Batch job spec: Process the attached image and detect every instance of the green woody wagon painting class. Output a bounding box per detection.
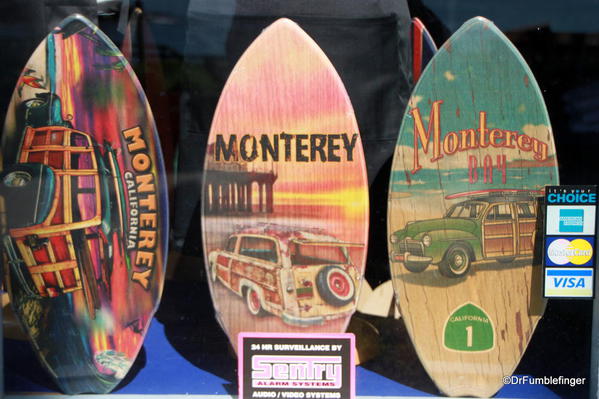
[390,189,539,277]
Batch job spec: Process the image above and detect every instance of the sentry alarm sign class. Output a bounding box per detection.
[252,355,342,389]
[239,333,355,399]
[544,186,598,298]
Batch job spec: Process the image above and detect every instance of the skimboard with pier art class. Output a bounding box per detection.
[388,17,558,397]
[202,18,369,351]
[1,15,167,394]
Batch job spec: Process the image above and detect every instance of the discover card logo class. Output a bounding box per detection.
[546,206,596,236]
[545,237,594,267]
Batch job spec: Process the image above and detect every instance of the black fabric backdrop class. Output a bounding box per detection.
[0,0,97,133]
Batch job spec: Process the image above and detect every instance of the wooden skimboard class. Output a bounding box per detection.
[411,17,437,84]
[202,18,369,352]
[1,15,168,394]
[388,17,558,397]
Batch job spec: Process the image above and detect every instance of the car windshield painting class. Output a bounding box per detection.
[239,236,278,263]
[290,243,349,266]
[446,201,485,218]
[486,203,513,221]
[517,202,536,218]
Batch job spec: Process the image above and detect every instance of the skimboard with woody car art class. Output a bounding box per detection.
[201,18,369,351]
[387,17,558,397]
[1,15,167,394]
[1,91,126,320]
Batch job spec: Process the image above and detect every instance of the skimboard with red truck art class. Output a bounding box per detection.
[201,19,369,350]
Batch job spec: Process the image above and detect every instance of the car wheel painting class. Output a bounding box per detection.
[316,266,355,307]
[403,259,430,273]
[245,287,266,316]
[439,245,472,278]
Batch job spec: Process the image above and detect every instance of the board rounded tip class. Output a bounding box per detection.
[457,16,502,37]
[264,17,302,33]
[469,16,493,25]
[412,17,425,28]
[55,13,97,30]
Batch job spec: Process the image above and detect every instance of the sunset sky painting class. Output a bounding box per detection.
[207,19,368,229]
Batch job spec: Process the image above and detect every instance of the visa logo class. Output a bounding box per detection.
[553,277,586,288]
[545,268,594,297]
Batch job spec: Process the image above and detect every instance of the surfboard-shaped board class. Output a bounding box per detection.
[411,17,437,84]
[1,15,168,394]
[202,18,369,352]
[388,17,558,397]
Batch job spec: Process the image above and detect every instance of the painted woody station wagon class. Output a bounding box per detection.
[389,190,541,278]
[208,224,363,326]
[0,93,126,319]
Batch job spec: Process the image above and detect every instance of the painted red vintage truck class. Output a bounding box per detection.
[208,224,363,326]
